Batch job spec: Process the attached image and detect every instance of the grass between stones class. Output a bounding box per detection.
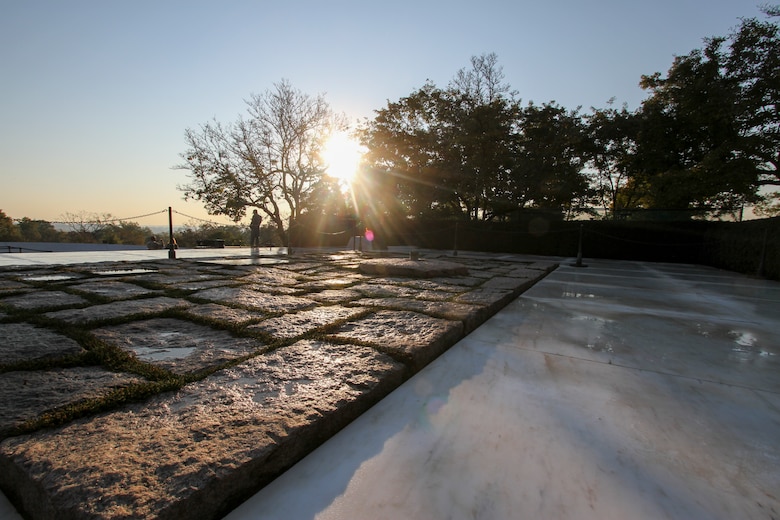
[0,254,554,443]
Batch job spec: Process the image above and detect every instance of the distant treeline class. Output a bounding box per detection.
[0,210,281,248]
[0,211,153,245]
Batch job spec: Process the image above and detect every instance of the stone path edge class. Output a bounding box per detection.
[0,251,558,520]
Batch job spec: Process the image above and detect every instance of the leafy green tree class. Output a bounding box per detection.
[181,223,248,246]
[726,9,780,200]
[360,54,525,221]
[446,53,521,220]
[754,191,780,216]
[177,80,341,247]
[630,9,779,216]
[512,102,590,216]
[584,104,642,217]
[636,39,746,212]
[0,210,21,241]
[359,83,453,220]
[100,221,154,245]
[16,218,59,242]
[360,54,593,223]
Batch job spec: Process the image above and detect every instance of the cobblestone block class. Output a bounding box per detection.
[1,291,88,310]
[328,310,464,371]
[0,323,84,365]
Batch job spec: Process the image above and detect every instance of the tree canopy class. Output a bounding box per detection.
[176,9,779,228]
[176,79,343,246]
[604,8,779,218]
[358,54,591,222]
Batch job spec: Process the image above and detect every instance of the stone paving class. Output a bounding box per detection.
[0,250,557,520]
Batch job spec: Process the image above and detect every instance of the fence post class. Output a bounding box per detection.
[573,224,587,267]
[168,207,176,259]
[757,228,768,278]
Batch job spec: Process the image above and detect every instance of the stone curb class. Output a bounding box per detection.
[0,251,557,519]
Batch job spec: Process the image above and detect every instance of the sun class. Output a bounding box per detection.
[322,131,365,184]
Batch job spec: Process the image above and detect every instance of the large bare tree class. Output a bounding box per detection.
[176,80,339,246]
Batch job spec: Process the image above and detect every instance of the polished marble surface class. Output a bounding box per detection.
[224,259,780,520]
[2,258,779,520]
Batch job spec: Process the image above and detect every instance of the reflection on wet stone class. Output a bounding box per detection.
[92,318,263,374]
[70,280,158,299]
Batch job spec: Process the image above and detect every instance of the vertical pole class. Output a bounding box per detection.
[168,206,176,259]
[757,228,768,278]
[573,224,587,267]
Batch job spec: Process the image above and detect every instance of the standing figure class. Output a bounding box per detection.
[250,209,262,247]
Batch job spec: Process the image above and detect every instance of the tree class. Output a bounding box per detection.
[0,210,21,241]
[16,218,59,242]
[100,221,154,245]
[629,10,780,216]
[584,104,642,217]
[726,9,780,198]
[60,211,113,242]
[177,80,340,246]
[446,54,521,220]
[174,223,251,247]
[635,38,750,214]
[512,102,590,216]
[358,83,454,220]
[359,54,525,222]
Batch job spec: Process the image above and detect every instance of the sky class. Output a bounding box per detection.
[0,0,766,227]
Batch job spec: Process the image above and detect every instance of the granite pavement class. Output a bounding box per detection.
[0,249,557,519]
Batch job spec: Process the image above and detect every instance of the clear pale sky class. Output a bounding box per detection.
[0,0,765,227]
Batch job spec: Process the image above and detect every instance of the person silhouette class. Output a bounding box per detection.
[250,209,262,247]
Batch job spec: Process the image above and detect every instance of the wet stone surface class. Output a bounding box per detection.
[306,288,363,303]
[43,296,193,324]
[0,368,147,438]
[1,290,89,310]
[0,339,406,520]
[248,305,367,340]
[0,280,32,292]
[0,251,557,520]
[70,280,160,300]
[328,310,464,371]
[354,298,486,333]
[92,318,264,375]
[192,287,317,313]
[359,257,470,277]
[0,323,85,365]
[181,303,259,325]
